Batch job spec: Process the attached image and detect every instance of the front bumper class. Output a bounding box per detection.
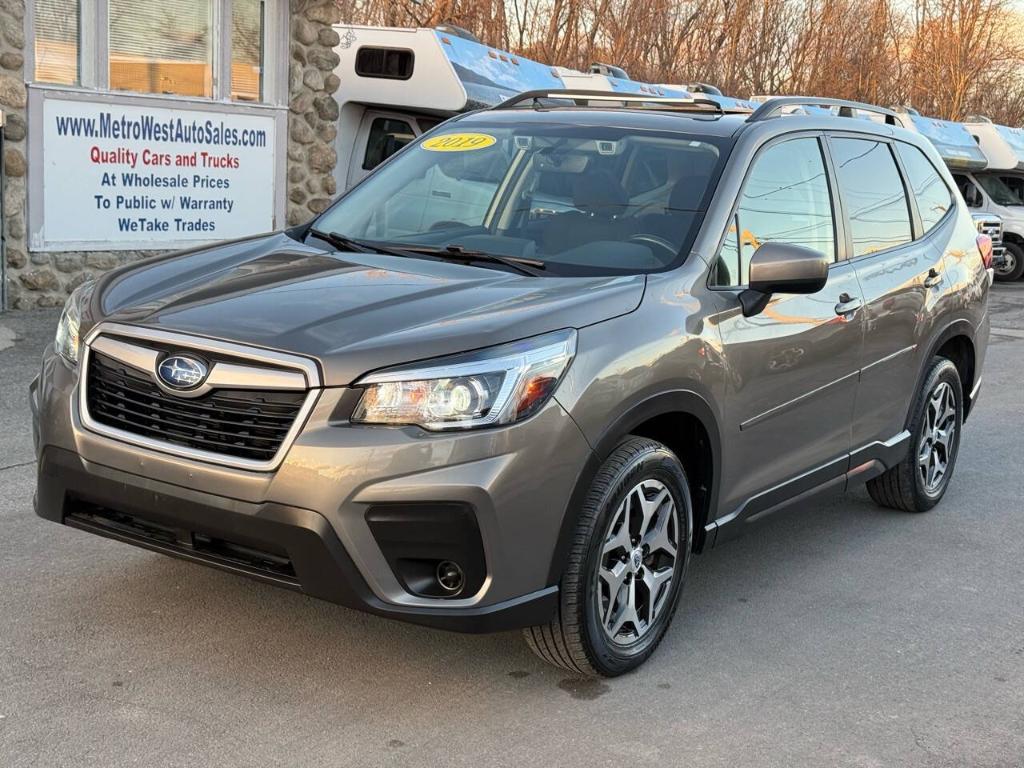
[34,446,557,632]
[31,335,592,633]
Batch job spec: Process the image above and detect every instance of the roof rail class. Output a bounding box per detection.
[494,89,752,114]
[748,96,907,127]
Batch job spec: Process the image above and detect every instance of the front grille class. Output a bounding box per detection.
[65,503,299,584]
[86,351,306,463]
[975,218,1003,244]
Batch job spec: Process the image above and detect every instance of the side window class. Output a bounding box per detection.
[894,143,953,232]
[363,118,417,171]
[831,138,912,256]
[714,137,836,286]
[355,47,414,80]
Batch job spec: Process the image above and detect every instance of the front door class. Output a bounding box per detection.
[710,135,864,521]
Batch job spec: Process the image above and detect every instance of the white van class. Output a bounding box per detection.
[962,116,1024,280]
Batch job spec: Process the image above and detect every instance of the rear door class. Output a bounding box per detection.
[712,134,865,519]
[831,136,951,460]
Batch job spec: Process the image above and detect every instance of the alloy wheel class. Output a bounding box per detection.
[596,479,680,646]
[996,248,1017,277]
[917,381,958,494]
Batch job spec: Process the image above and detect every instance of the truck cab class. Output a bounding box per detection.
[961,116,1024,280]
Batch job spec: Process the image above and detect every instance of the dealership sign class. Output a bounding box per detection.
[38,98,277,250]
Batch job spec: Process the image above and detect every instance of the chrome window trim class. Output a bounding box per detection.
[79,322,322,473]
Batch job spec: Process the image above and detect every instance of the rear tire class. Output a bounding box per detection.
[867,357,963,513]
[994,242,1024,282]
[524,437,692,677]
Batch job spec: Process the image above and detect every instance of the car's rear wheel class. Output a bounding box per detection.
[524,437,692,677]
[867,357,963,513]
[994,242,1024,282]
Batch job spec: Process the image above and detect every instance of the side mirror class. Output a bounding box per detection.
[739,242,830,317]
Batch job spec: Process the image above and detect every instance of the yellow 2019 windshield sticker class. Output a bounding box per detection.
[421,133,497,152]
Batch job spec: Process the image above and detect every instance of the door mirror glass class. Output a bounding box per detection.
[740,242,829,316]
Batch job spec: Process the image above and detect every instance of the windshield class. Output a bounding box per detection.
[312,121,729,275]
[976,173,1022,206]
[998,175,1024,204]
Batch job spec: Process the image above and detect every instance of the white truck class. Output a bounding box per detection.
[328,25,754,192]
[960,116,1024,280]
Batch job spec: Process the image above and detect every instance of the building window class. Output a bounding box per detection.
[34,0,80,85]
[231,0,265,101]
[109,0,214,97]
[31,0,278,103]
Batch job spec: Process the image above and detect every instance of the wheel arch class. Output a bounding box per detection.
[1000,230,1024,247]
[913,320,978,423]
[546,390,722,586]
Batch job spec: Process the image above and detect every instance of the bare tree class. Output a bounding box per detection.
[334,0,1024,124]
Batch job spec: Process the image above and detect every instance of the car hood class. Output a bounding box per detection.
[97,233,645,385]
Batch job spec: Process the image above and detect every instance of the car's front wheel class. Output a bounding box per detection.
[524,437,692,677]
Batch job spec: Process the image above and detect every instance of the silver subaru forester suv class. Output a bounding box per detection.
[31,95,991,676]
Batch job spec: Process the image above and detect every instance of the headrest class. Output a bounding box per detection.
[572,170,628,215]
[668,175,710,211]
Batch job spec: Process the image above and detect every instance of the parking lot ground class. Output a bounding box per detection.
[1,284,1023,768]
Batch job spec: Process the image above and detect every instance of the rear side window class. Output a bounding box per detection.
[714,136,836,286]
[831,138,912,257]
[894,143,953,232]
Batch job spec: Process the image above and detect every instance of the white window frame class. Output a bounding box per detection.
[27,0,287,105]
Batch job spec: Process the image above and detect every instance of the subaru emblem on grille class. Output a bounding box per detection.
[157,355,209,390]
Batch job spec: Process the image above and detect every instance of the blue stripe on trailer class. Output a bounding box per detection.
[908,115,988,169]
[435,32,564,108]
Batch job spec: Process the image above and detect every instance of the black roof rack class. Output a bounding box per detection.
[748,96,907,127]
[494,89,753,115]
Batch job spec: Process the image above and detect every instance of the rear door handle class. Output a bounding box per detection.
[924,268,942,288]
[834,293,863,317]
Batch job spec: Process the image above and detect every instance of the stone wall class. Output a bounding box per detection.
[0,0,33,308]
[1,0,345,310]
[286,0,342,227]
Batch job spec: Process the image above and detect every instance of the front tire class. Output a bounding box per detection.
[994,242,1024,282]
[524,437,692,677]
[867,357,963,513]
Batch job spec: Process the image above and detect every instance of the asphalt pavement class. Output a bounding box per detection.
[1,284,1023,768]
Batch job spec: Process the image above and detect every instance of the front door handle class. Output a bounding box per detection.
[835,293,863,317]
[924,268,943,288]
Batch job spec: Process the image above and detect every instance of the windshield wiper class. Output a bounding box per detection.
[308,228,421,259]
[396,244,548,277]
[310,229,547,276]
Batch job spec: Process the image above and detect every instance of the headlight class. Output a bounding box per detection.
[55,281,95,365]
[352,329,576,430]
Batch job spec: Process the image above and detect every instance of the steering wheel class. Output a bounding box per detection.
[628,234,678,260]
